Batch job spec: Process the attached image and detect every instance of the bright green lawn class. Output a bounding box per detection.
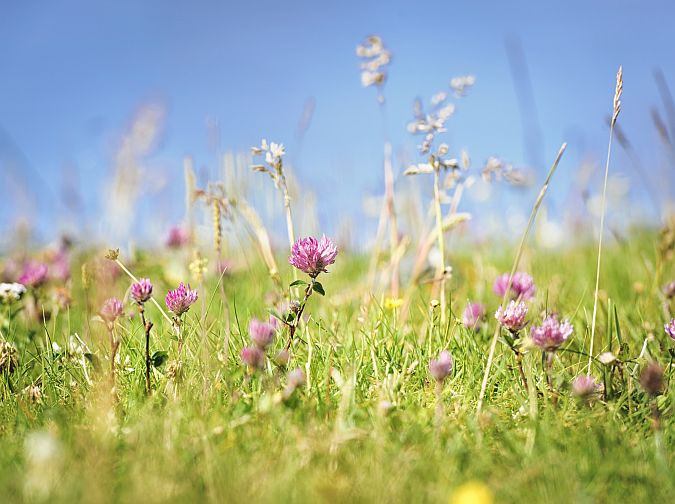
[0,232,673,503]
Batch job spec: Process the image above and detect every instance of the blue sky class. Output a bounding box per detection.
[1,0,673,245]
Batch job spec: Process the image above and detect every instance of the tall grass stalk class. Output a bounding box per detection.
[477,142,567,414]
[433,167,447,324]
[588,66,623,375]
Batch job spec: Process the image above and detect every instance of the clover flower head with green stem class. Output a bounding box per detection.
[165,283,198,318]
[282,235,338,350]
[530,314,573,393]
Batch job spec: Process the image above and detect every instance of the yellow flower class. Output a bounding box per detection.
[384,297,404,310]
[451,481,493,504]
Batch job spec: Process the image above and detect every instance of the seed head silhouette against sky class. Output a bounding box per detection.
[1,0,673,247]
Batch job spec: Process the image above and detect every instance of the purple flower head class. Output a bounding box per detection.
[240,346,265,369]
[165,282,198,316]
[131,278,153,304]
[530,314,573,351]
[663,281,675,299]
[493,272,536,301]
[18,262,49,288]
[462,302,485,331]
[166,226,190,249]
[289,235,338,277]
[249,318,276,349]
[288,368,306,388]
[48,251,70,282]
[100,297,124,323]
[665,318,675,341]
[495,300,529,332]
[429,350,453,382]
[572,375,602,400]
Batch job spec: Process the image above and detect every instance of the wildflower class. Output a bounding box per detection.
[130,278,153,304]
[0,339,19,374]
[462,302,485,330]
[48,251,70,282]
[240,346,265,369]
[384,297,404,310]
[639,362,664,396]
[283,367,306,399]
[100,298,124,323]
[288,367,306,388]
[452,480,493,504]
[267,142,285,162]
[165,283,198,316]
[493,272,535,300]
[356,35,391,93]
[18,262,48,288]
[572,375,602,401]
[429,350,453,382]
[249,318,276,350]
[288,235,338,278]
[0,282,26,303]
[449,75,477,97]
[665,318,675,340]
[495,301,528,332]
[663,280,675,299]
[530,315,573,351]
[166,226,190,248]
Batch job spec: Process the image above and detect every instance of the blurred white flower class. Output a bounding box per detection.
[0,282,26,303]
[450,75,476,96]
[269,142,285,159]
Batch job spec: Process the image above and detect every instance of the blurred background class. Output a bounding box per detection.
[1,0,673,251]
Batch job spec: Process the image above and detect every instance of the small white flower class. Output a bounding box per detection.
[431,92,447,106]
[269,142,285,159]
[0,282,27,303]
[450,75,476,96]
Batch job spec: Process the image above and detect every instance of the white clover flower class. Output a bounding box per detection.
[0,282,27,303]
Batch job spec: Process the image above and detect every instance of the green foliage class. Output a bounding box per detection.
[0,236,673,502]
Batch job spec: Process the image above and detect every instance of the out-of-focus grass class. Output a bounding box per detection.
[0,232,673,503]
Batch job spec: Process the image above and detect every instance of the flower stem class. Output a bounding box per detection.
[285,281,314,351]
[434,380,444,429]
[140,304,153,395]
[433,168,446,324]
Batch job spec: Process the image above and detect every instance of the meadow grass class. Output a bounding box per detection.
[0,230,673,503]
